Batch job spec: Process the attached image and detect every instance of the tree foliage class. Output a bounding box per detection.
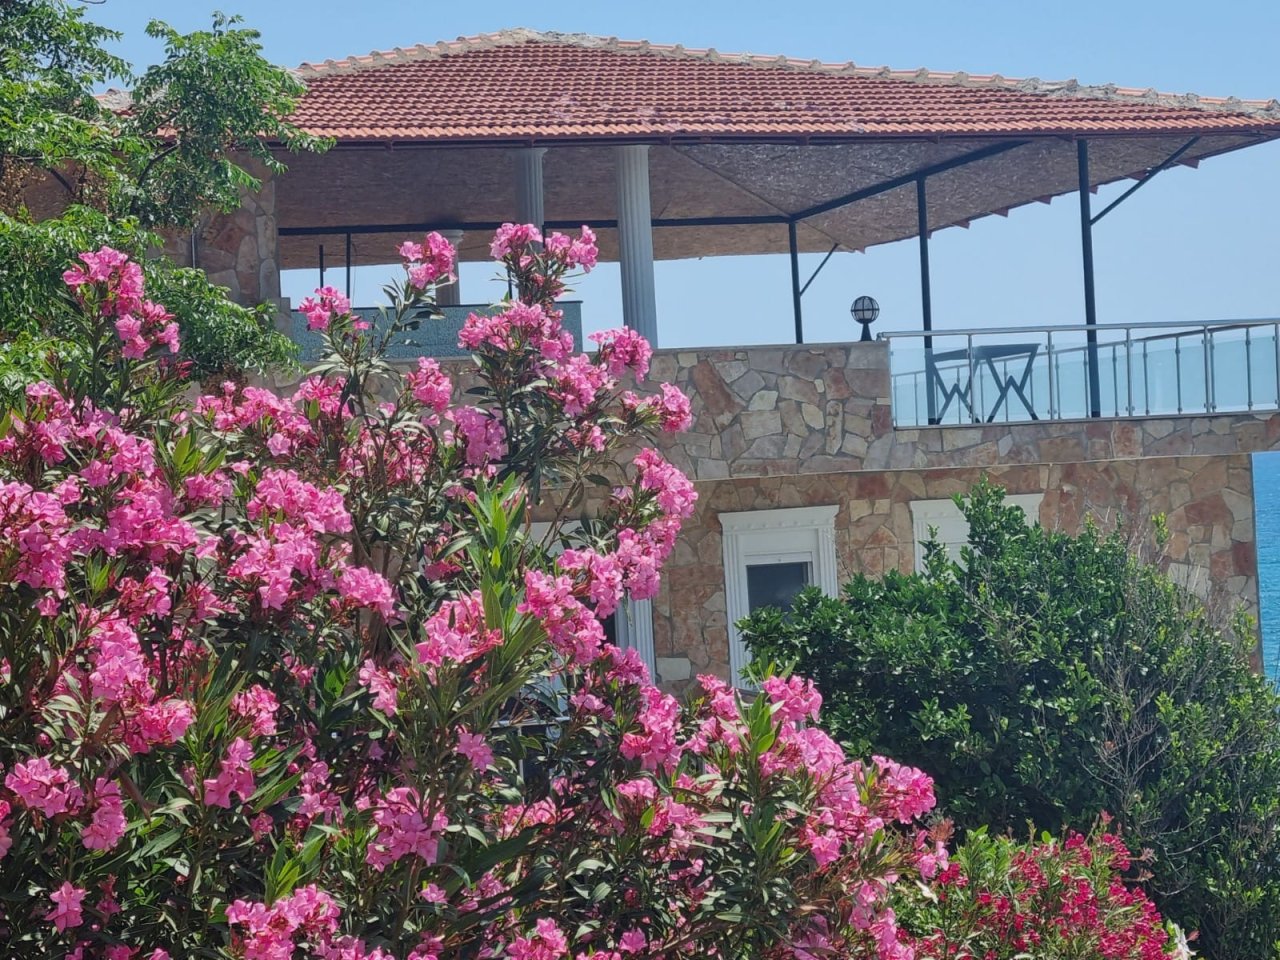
[743,481,1280,959]
[0,1,320,384]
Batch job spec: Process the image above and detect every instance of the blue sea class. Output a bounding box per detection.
[1256,453,1280,681]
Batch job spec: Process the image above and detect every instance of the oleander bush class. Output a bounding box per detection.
[743,481,1280,959]
[2,3,320,390]
[0,224,953,959]
[896,824,1191,960]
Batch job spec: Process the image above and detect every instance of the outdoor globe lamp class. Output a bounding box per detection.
[851,295,880,342]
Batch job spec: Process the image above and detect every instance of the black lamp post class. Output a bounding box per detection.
[850,296,880,342]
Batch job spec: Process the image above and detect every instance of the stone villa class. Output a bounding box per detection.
[71,31,1280,686]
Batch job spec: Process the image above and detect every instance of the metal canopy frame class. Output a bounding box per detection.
[783,138,1032,343]
[283,132,1215,370]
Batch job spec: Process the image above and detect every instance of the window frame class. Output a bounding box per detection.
[909,493,1044,571]
[721,504,839,687]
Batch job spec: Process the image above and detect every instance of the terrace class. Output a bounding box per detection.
[885,317,1280,427]
[180,30,1280,457]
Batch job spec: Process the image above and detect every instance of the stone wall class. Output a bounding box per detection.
[163,156,281,308]
[647,343,1280,480]
[650,454,1257,692]
[273,339,1273,691]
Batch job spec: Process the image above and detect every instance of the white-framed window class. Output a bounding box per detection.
[909,493,1044,571]
[529,522,655,677]
[721,505,839,687]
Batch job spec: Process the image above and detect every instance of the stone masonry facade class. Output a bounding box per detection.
[649,455,1256,692]
[278,335,1274,694]
[634,341,1273,691]
[163,156,281,308]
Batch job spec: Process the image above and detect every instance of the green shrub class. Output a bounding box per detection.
[0,207,297,389]
[742,481,1280,959]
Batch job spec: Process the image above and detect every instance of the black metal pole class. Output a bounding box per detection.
[345,232,352,299]
[318,244,325,288]
[917,177,938,425]
[1077,139,1102,418]
[788,220,804,344]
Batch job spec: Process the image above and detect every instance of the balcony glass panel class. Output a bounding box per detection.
[887,320,1280,427]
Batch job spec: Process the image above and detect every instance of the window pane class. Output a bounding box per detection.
[600,613,618,647]
[746,561,812,613]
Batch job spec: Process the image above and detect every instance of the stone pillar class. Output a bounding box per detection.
[193,155,281,308]
[437,229,464,306]
[615,144,658,345]
[514,148,546,230]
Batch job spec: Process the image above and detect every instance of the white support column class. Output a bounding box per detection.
[437,229,463,306]
[514,148,547,230]
[615,144,659,345]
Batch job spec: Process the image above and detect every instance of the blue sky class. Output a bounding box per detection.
[86,0,1280,350]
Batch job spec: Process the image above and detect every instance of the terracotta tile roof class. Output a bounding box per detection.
[288,29,1280,143]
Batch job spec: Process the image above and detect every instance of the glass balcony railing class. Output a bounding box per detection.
[289,301,584,362]
[884,319,1280,428]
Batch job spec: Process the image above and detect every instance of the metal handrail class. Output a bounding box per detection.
[883,317,1280,427]
[878,317,1280,340]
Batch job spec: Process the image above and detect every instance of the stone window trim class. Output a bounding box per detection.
[721,504,840,687]
[529,521,655,677]
[909,493,1045,571]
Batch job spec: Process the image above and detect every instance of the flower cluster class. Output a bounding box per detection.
[62,246,180,357]
[298,285,352,331]
[901,827,1185,960]
[399,234,457,291]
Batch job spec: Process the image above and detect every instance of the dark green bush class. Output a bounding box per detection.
[742,481,1280,959]
[0,206,297,392]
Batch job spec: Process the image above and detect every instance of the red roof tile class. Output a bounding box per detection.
[288,29,1280,143]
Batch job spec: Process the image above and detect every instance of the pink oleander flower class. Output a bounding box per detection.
[633,449,697,520]
[490,223,543,260]
[247,468,352,534]
[549,353,612,417]
[761,675,823,725]
[0,799,13,859]
[366,787,448,871]
[203,737,256,808]
[338,565,399,620]
[81,778,127,851]
[520,568,606,665]
[405,356,453,414]
[508,918,569,960]
[6,757,82,817]
[590,327,652,379]
[47,881,87,932]
[452,406,507,467]
[129,697,195,752]
[298,286,351,331]
[618,929,647,954]
[231,685,280,737]
[557,547,625,617]
[402,232,457,290]
[228,885,340,960]
[456,729,494,770]
[416,590,503,668]
[89,615,150,706]
[358,659,399,715]
[620,685,683,773]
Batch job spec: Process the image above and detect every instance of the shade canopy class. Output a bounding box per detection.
[268,30,1280,269]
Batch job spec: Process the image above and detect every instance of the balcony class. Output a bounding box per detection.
[290,301,584,362]
[885,318,1280,428]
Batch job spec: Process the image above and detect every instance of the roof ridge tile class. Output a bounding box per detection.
[291,28,1279,117]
